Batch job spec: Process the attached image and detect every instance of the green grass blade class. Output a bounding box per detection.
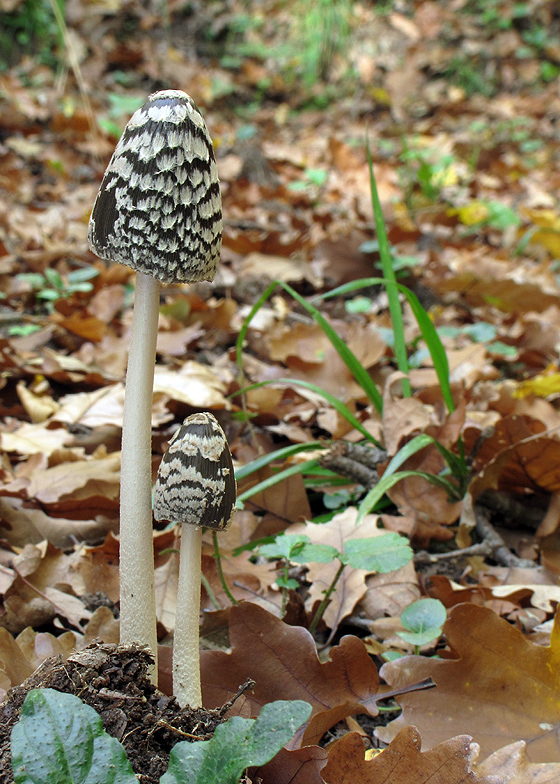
[367,135,411,396]
[235,442,323,481]
[278,281,383,412]
[357,469,461,523]
[237,458,320,508]
[310,277,386,302]
[235,280,278,373]
[235,378,380,444]
[398,284,455,413]
[382,433,435,474]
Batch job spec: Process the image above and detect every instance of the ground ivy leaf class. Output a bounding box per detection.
[400,598,447,634]
[258,534,310,561]
[341,533,412,572]
[162,700,311,784]
[11,688,137,784]
[290,542,339,564]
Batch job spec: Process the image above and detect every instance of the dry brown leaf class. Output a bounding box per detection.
[470,415,560,499]
[252,746,328,784]
[239,468,311,525]
[433,251,560,314]
[476,741,560,783]
[153,361,230,409]
[25,452,120,505]
[0,422,73,456]
[0,627,77,699]
[323,728,497,784]
[377,603,560,762]
[0,496,117,548]
[200,602,383,747]
[83,606,120,645]
[360,560,420,622]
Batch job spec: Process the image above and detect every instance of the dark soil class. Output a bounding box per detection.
[0,643,228,784]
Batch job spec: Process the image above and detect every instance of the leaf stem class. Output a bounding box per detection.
[308,560,345,636]
[211,531,239,606]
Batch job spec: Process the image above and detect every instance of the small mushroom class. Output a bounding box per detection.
[154,412,236,708]
[88,90,222,678]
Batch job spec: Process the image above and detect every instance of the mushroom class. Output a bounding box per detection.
[153,412,236,708]
[88,90,222,678]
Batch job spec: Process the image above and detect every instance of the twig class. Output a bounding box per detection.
[218,679,256,717]
[320,441,386,488]
[414,542,492,565]
[474,505,536,568]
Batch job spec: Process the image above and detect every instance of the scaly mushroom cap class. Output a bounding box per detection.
[154,412,236,530]
[88,90,222,284]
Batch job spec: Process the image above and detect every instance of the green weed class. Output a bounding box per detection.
[233,156,467,527]
[256,529,412,627]
[0,0,64,69]
[17,266,99,311]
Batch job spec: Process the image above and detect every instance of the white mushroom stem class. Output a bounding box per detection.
[174,523,203,708]
[119,271,160,681]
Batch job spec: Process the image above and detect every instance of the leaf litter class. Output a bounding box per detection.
[2,0,560,781]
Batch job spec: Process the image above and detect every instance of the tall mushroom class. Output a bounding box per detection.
[88,90,222,678]
[153,412,236,708]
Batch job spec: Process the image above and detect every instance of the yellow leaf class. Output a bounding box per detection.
[449,201,489,226]
[513,371,560,399]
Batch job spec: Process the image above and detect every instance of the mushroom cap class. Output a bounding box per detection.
[88,90,222,284]
[154,412,236,530]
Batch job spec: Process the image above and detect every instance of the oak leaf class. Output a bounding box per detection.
[200,602,383,747]
[377,603,560,761]
[476,740,560,783]
[322,728,498,784]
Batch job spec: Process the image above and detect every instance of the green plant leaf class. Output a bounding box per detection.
[367,137,411,396]
[397,598,447,646]
[161,700,312,784]
[68,282,96,293]
[17,273,46,289]
[357,469,461,523]
[401,598,446,632]
[312,276,455,414]
[341,533,412,572]
[67,267,99,283]
[290,542,340,564]
[258,533,310,561]
[236,458,320,508]
[43,268,63,290]
[36,289,61,301]
[234,441,323,481]
[397,284,455,413]
[11,688,137,784]
[279,281,384,412]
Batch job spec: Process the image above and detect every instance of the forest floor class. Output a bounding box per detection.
[2,0,560,782]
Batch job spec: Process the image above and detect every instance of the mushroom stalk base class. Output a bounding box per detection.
[174,524,203,708]
[120,271,160,682]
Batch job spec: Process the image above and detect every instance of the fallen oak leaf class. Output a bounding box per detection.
[322,727,499,784]
[252,745,328,784]
[476,740,560,783]
[201,602,384,747]
[377,603,560,762]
